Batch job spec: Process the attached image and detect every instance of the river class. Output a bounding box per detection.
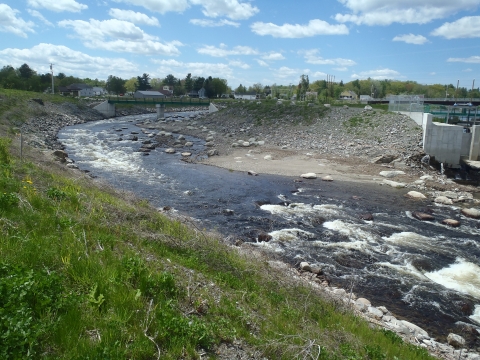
[57,113,480,345]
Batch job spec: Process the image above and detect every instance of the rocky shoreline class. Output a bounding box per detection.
[21,99,480,359]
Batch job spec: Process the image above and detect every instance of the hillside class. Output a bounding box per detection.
[0,89,460,359]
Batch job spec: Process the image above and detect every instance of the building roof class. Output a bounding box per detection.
[67,83,92,90]
[135,91,165,96]
[235,92,256,96]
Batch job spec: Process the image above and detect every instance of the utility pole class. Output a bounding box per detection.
[50,63,54,94]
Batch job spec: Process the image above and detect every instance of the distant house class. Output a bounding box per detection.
[158,89,173,97]
[198,87,207,98]
[92,87,107,96]
[133,90,166,99]
[360,95,373,102]
[234,91,257,100]
[59,83,94,97]
[187,90,199,98]
[340,90,358,100]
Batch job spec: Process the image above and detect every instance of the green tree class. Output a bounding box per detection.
[136,73,151,91]
[125,77,137,93]
[184,73,193,93]
[106,75,126,94]
[235,84,246,93]
[18,63,35,79]
[174,79,185,96]
[163,74,177,87]
[193,76,205,91]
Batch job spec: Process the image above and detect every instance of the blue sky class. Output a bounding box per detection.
[0,0,479,89]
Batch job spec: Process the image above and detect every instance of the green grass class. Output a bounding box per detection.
[0,90,436,359]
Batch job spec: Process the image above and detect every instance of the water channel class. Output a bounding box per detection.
[57,112,480,344]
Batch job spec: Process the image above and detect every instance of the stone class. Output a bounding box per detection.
[333,288,347,297]
[420,175,434,181]
[242,142,250,147]
[447,333,465,348]
[441,219,460,227]
[300,262,312,272]
[53,150,68,162]
[435,196,453,205]
[355,298,371,312]
[377,306,388,314]
[223,209,234,216]
[401,320,429,338]
[264,155,273,160]
[178,135,185,140]
[383,179,406,188]
[164,148,175,154]
[184,141,193,147]
[301,173,317,179]
[379,170,405,178]
[373,154,397,164]
[205,141,215,147]
[368,306,384,320]
[322,176,333,181]
[207,149,218,157]
[359,213,374,221]
[324,104,331,107]
[364,105,373,110]
[257,141,265,146]
[247,170,258,176]
[412,211,435,221]
[181,152,192,157]
[406,191,427,200]
[443,191,458,199]
[206,136,214,142]
[258,232,272,242]
[461,208,480,219]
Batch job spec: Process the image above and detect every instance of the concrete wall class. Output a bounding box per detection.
[94,101,115,118]
[397,111,424,126]
[422,113,471,167]
[470,125,480,161]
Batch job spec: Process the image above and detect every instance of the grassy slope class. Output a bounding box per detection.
[0,89,435,359]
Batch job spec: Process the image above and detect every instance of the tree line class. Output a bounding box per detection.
[1,62,479,100]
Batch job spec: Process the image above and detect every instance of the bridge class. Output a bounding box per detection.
[94,97,213,118]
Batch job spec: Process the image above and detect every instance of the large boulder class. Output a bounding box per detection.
[379,170,405,178]
[53,150,68,162]
[301,173,317,179]
[412,211,435,221]
[383,179,406,188]
[442,219,461,227]
[461,208,480,219]
[435,196,453,205]
[373,154,397,164]
[406,191,427,200]
[447,333,465,348]
[322,175,333,181]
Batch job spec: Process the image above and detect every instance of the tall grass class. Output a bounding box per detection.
[0,121,436,359]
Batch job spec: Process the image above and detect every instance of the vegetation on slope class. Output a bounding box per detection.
[0,90,436,359]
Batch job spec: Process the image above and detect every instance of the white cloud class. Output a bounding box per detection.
[58,19,182,55]
[190,0,259,20]
[351,68,401,80]
[251,19,349,38]
[276,66,309,79]
[335,0,480,26]
[0,43,137,79]
[197,44,258,57]
[229,60,250,69]
[431,16,480,39]
[109,8,160,26]
[27,0,88,13]
[27,9,54,27]
[302,49,356,67]
[261,52,285,61]
[463,68,473,72]
[392,33,428,45]
[333,67,348,71]
[447,56,480,63]
[256,59,268,67]
[0,4,35,37]
[113,0,189,13]
[152,59,237,83]
[189,18,240,27]
[313,71,327,78]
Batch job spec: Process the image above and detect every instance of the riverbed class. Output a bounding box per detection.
[57,113,480,345]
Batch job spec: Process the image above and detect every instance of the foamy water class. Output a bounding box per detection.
[58,114,480,340]
[425,258,480,299]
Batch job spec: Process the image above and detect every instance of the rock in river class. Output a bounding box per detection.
[301,173,317,179]
[461,208,480,219]
[412,211,435,221]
